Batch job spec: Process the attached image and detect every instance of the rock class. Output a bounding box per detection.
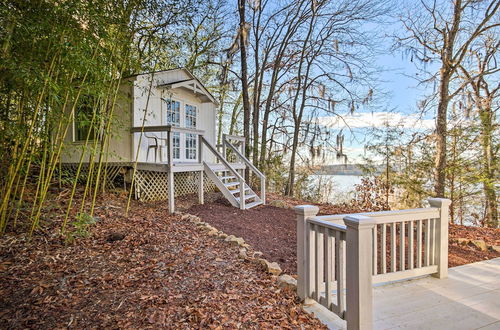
[200,224,216,231]
[257,258,282,276]
[225,235,245,246]
[278,274,297,290]
[218,233,228,239]
[242,243,251,249]
[182,214,201,222]
[490,245,500,253]
[107,232,125,242]
[470,239,488,251]
[253,251,263,258]
[238,248,248,259]
[266,261,282,276]
[456,238,469,245]
[269,200,290,209]
[207,229,219,236]
[189,215,201,222]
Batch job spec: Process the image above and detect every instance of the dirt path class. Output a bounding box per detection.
[0,195,325,329]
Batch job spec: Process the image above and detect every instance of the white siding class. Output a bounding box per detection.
[61,69,217,165]
[131,70,217,163]
[60,82,133,163]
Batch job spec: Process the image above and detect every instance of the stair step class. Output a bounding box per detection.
[230,187,251,195]
[224,182,240,188]
[235,193,257,202]
[245,201,263,209]
[220,175,236,181]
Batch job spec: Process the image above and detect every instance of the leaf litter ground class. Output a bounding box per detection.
[0,192,325,329]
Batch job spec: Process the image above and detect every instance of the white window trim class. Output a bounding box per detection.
[160,92,200,162]
[72,107,98,144]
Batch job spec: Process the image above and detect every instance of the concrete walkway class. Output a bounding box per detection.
[305,258,500,329]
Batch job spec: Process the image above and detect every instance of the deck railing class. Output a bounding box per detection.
[131,125,205,164]
[296,198,451,330]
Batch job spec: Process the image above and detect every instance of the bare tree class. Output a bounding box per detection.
[397,0,500,197]
[457,34,499,227]
[237,0,251,158]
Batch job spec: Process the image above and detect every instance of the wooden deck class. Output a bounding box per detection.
[134,161,246,173]
[62,161,246,173]
[305,257,500,329]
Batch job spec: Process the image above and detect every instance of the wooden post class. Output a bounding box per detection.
[222,134,227,160]
[239,176,245,210]
[167,126,175,214]
[198,134,204,204]
[344,215,376,330]
[261,176,266,205]
[428,198,451,279]
[295,205,319,300]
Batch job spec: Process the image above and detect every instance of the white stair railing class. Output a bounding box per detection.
[223,134,266,204]
[296,198,451,330]
[200,136,246,210]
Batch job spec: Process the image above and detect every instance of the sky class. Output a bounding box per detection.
[316,35,438,164]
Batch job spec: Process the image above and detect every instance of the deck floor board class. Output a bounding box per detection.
[304,258,500,329]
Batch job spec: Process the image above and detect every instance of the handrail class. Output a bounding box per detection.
[313,207,440,224]
[307,217,347,232]
[224,140,264,178]
[223,134,245,142]
[130,125,205,135]
[224,139,265,204]
[201,136,246,209]
[200,137,244,182]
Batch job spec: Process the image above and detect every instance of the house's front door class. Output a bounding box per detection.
[162,96,199,163]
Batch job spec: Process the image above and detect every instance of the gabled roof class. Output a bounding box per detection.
[124,68,218,105]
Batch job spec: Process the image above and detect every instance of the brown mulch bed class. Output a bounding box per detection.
[448,224,500,266]
[188,202,298,274]
[449,224,500,246]
[188,198,500,275]
[0,193,325,329]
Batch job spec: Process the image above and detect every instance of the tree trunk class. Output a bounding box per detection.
[478,101,498,227]
[238,0,251,159]
[286,127,300,196]
[434,70,451,197]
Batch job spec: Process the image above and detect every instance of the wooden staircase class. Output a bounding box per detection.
[200,135,265,210]
[204,165,263,209]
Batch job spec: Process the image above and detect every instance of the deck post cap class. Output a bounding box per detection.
[343,215,376,229]
[428,198,452,207]
[294,205,319,217]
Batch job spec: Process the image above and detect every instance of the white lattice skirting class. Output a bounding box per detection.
[60,163,125,190]
[61,164,216,202]
[134,170,217,202]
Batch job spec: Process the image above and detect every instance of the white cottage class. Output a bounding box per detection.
[61,68,265,212]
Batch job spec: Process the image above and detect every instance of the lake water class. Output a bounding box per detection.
[308,174,483,226]
[308,174,363,203]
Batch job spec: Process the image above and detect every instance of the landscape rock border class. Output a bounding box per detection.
[176,211,297,290]
[451,237,500,253]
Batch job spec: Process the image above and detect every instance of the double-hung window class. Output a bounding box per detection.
[185,104,197,160]
[74,96,98,142]
[163,98,181,159]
